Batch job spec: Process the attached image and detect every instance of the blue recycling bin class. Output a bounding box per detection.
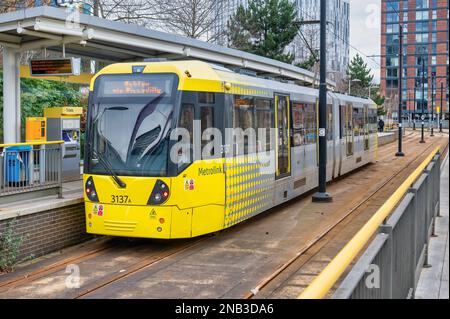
[4,145,33,184]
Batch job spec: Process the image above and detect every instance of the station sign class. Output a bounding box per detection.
[29,58,81,76]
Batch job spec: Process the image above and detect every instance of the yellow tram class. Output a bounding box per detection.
[84,61,378,238]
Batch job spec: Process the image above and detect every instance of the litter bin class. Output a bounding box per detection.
[4,145,33,185]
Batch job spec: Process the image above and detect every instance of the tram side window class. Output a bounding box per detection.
[255,98,273,151]
[368,109,377,133]
[304,103,317,144]
[234,95,255,154]
[344,104,353,137]
[353,107,363,136]
[291,102,316,145]
[327,104,333,141]
[291,102,304,146]
[201,106,214,157]
[339,105,344,138]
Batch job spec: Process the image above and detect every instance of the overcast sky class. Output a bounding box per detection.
[349,0,381,83]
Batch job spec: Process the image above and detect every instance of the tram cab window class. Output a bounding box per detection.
[199,92,215,104]
[177,103,194,169]
[255,98,273,151]
[179,103,194,141]
[200,106,215,157]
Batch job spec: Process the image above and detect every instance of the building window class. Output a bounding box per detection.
[386,12,399,23]
[415,33,429,43]
[416,0,429,9]
[416,10,429,20]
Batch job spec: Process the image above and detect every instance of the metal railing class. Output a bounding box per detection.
[0,141,64,203]
[298,147,442,299]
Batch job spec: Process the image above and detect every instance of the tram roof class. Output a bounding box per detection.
[0,6,335,89]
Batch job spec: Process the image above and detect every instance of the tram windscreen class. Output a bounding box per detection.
[86,73,178,177]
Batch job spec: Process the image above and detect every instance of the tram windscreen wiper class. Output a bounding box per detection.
[90,148,127,189]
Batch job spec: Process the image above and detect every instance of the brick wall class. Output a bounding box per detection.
[0,203,91,261]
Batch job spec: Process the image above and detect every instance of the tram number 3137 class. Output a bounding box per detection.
[111,195,131,204]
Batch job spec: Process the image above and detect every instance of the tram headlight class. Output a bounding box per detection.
[85,176,99,202]
[148,180,170,205]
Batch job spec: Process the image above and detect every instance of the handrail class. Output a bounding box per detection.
[0,141,64,148]
[298,147,441,299]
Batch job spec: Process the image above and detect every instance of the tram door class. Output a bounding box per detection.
[363,105,369,150]
[275,94,291,179]
[345,103,354,156]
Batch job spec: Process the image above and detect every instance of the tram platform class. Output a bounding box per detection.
[415,153,449,299]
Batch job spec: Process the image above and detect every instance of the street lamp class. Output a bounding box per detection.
[420,54,426,143]
[431,74,435,137]
[395,24,404,156]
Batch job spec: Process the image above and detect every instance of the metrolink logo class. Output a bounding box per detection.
[198,167,223,176]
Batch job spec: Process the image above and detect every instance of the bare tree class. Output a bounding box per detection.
[151,0,225,41]
[83,0,223,42]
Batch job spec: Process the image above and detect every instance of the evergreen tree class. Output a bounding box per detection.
[296,50,318,71]
[347,54,374,88]
[228,0,300,64]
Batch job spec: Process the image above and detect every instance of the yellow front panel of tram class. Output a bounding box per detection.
[84,159,226,238]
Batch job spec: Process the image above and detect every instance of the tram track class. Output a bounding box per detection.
[0,238,118,290]
[244,134,447,299]
[72,237,209,299]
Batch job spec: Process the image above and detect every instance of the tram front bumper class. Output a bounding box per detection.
[85,202,178,239]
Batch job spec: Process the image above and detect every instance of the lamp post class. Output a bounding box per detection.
[420,56,426,143]
[312,0,332,203]
[431,75,435,136]
[395,25,405,156]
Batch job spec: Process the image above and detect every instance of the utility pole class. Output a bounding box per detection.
[396,25,404,156]
[431,75,435,136]
[312,0,332,203]
[440,82,443,132]
[420,57,426,143]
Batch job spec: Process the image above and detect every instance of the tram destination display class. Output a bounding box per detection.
[29,58,81,76]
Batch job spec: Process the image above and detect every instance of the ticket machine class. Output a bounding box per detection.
[25,117,47,143]
[44,107,83,181]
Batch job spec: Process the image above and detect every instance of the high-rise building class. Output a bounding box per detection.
[291,0,350,77]
[213,0,350,79]
[381,0,449,118]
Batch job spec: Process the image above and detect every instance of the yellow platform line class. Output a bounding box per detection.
[0,140,64,148]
